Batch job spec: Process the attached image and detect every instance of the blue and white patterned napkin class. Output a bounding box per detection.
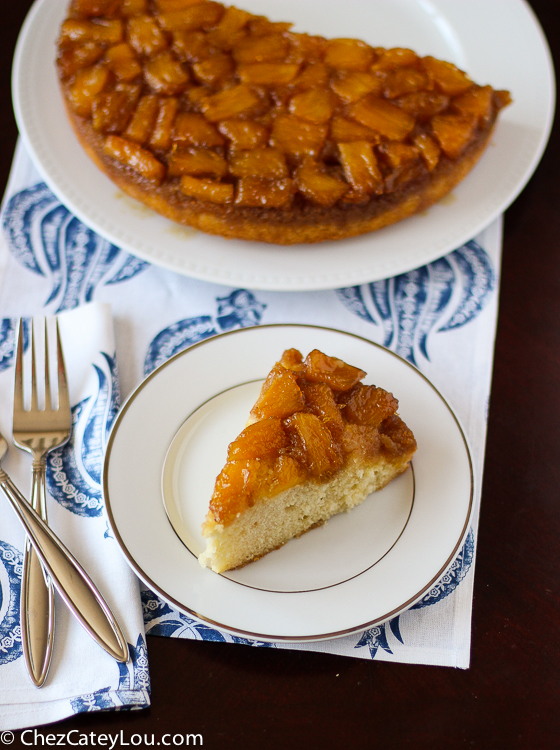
[0,303,149,731]
[1,139,501,728]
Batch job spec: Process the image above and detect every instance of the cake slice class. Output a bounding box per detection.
[199,348,416,572]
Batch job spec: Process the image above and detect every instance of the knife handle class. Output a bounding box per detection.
[0,468,129,664]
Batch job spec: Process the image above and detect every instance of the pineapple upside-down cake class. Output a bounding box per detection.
[199,348,417,573]
[57,0,511,244]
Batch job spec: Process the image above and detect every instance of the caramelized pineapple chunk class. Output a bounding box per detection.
[494,90,513,110]
[279,348,304,371]
[330,116,378,143]
[394,91,450,119]
[422,56,473,95]
[227,417,287,461]
[103,135,165,183]
[157,2,224,31]
[180,175,233,203]
[330,71,382,103]
[104,43,142,82]
[238,63,300,86]
[185,86,210,109]
[294,159,348,207]
[377,141,420,169]
[59,18,123,46]
[229,148,288,179]
[213,5,251,32]
[235,178,295,208]
[172,30,211,62]
[340,384,398,427]
[324,38,375,71]
[121,0,148,14]
[341,423,381,457]
[284,412,342,478]
[232,33,289,63]
[127,16,167,57]
[207,6,251,49]
[452,85,493,125]
[69,65,111,117]
[248,17,293,36]
[303,350,366,392]
[372,47,418,72]
[144,51,189,94]
[148,97,179,150]
[287,32,326,64]
[292,62,329,89]
[192,54,234,85]
[301,381,345,441]
[209,27,248,52]
[168,147,228,177]
[413,132,440,171]
[124,94,159,143]
[379,414,417,457]
[57,42,105,80]
[202,84,260,122]
[431,114,477,159]
[218,119,268,151]
[338,141,383,195]
[268,455,307,497]
[383,67,429,99]
[289,88,334,124]
[172,112,224,147]
[250,364,305,420]
[210,458,264,524]
[384,161,424,193]
[270,114,328,158]
[155,0,210,11]
[348,96,415,140]
[71,0,121,15]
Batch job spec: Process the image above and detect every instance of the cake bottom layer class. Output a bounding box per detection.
[199,455,411,573]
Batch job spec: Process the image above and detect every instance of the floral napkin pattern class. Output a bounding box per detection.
[0,305,149,732]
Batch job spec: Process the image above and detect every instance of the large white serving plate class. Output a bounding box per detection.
[103,325,473,641]
[13,0,554,291]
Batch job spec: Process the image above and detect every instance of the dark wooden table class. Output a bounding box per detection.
[2,2,558,748]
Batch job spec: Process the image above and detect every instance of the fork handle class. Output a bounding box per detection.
[22,539,55,687]
[21,462,55,687]
[0,468,129,664]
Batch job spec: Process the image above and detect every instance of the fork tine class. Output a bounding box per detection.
[30,320,39,413]
[55,320,70,416]
[44,319,52,412]
[14,319,25,415]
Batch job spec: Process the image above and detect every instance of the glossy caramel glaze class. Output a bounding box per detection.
[208,349,416,526]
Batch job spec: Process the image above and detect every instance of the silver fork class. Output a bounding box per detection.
[13,318,71,687]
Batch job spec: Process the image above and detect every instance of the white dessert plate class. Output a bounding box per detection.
[103,324,473,641]
[13,0,554,291]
